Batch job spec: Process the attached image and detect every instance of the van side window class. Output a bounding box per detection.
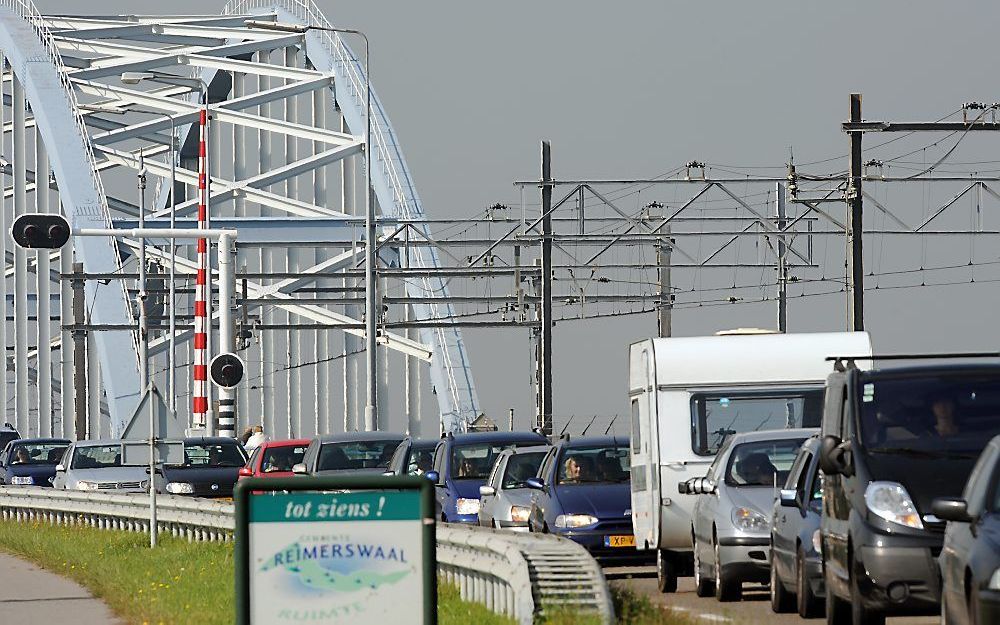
[794,452,814,500]
[631,399,641,454]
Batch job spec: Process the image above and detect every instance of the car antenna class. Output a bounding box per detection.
[558,419,571,438]
[580,415,599,436]
[604,415,618,435]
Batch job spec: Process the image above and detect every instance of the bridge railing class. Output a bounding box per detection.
[0,486,614,624]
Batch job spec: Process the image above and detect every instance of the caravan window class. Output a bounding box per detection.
[690,389,824,456]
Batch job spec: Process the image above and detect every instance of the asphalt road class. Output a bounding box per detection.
[605,566,937,625]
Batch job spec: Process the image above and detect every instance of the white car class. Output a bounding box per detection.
[53,440,163,493]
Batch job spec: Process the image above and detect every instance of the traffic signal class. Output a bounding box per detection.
[210,352,244,389]
[11,214,70,249]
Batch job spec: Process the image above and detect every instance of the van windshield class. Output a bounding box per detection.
[691,389,823,456]
[858,373,1000,457]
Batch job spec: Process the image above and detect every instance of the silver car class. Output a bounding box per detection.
[53,439,162,493]
[478,445,549,531]
[680,428,816,602]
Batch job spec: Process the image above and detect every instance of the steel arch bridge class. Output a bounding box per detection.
[0,0,480,439]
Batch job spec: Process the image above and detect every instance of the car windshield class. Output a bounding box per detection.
[406,447,435,476]
[71,445,122,470]
[260,445,307,473]
[318,440,402,471]
[452,442,536,480]
[183,443,247,468]
[557,445,631,485]
[725,439,805,487]
[502,452,546,488]
[691,389,824,456]
[8,442,68,465]
[858,374,1000,457]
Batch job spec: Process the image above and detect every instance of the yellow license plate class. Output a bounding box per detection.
[604,535,635,548]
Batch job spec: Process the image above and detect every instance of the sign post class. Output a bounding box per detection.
[235,476,436,625]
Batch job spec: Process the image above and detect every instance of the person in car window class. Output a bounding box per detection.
[930,395,961,437]
[12,448,29,464]
[736,453,777,486]
[563,455,595,483]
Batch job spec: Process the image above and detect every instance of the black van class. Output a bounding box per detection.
[818,360,1000,625]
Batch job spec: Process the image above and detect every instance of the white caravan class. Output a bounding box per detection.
[628,330,872,592]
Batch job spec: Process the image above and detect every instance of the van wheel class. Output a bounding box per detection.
[825,565,849,625]
[693,540,714,597]
[714,540,741,602]
[770,555,794,612]
[797,548,821,618]
[656,549,679,593]
[850,570,884,625]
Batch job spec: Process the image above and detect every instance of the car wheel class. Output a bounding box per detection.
[656,549,679,594]
[693,538,714,597]
[770,553,794,613]
[797,547,821,618]
[714,538,741,602]
[849,567,884,625]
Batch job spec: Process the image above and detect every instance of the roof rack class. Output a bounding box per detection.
[825,352,1000,362]
[826,352,1000,372]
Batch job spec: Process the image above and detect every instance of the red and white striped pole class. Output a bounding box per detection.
[193,105,210,429]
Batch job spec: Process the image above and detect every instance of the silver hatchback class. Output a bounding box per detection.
[478,445,549,531]
[680,428,816,602]
[52,440,162,493]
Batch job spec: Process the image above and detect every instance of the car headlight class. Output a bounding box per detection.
[989,568,1000,591]
[812,529,822,555]
[864,481,923,530]
[554,514,598,529]
[76,480,98,491]
[510,505,531,523]
[456,498,481,516]
[166,482,194,494]
[731,507,768,532]
[10,476,33,485]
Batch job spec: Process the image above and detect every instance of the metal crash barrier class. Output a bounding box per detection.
[0,486,614,624]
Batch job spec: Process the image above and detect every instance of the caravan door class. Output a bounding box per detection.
[629,344,660,550]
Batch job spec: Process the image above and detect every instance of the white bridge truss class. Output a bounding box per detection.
[0,0,480,439]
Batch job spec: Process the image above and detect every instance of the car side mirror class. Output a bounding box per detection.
[291,463,307,475]
[55,463,65,473]
[525,477,545,490]
[932,497,972,523]
[424,470,440,484]
[819,435,853,476]
[238,466,252,478]
[479,485,496,497]
[779,489,798,508]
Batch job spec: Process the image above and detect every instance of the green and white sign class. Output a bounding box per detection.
[235,476,436,625]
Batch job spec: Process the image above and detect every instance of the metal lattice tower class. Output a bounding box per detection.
[0,0,480,439]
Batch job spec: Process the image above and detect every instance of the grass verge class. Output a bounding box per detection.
[0,520,688,625]
[0,520,514,625]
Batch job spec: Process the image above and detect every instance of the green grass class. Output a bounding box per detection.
[0,521,517,625]
[0,520,687,625]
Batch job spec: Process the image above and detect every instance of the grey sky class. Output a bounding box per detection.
[35,0,1000,431]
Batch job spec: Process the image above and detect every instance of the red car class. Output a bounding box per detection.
[239,439,311,479]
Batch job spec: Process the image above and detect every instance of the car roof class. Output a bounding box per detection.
[859,363,1000,379]
[409,439,439,450]
[8,438,71,445]
[727,428,818,445]
[183,437,242,445]
[73,439,127,447]
[447,431,548,444]
[558,435,629,449]
[314,432,405,443]
[260,438,312,448]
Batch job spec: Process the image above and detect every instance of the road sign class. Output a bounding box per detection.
[235,476,436,625]
[10,213,70,248]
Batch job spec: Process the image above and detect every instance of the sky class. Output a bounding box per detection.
[33,0,1000,432]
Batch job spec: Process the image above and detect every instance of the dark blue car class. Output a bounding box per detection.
[0,438,71,487]
[427,431,548,524]
[526,435,646,562]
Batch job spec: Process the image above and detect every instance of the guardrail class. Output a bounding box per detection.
[0,487,614,624]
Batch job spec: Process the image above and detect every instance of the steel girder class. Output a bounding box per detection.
[235,1,482,431]
[0,7,141,433]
